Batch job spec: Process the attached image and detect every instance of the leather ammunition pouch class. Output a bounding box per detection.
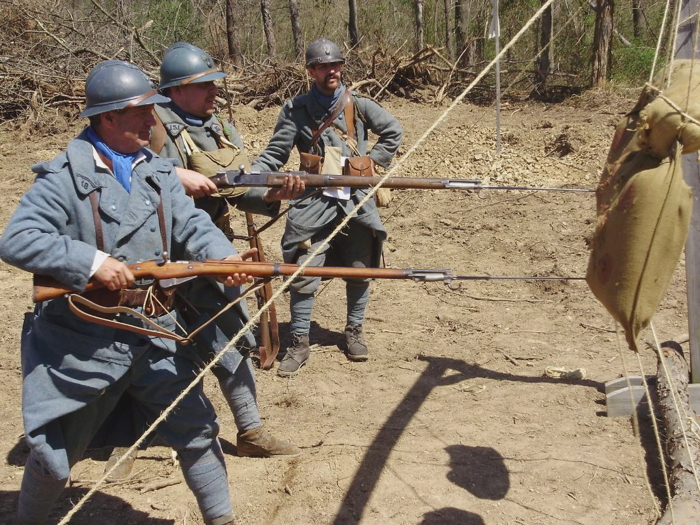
[343,156,375,177]
[299,151,323,174]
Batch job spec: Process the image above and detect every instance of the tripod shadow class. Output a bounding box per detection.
[332,354,601,524]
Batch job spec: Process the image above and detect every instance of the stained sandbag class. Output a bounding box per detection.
[586,143,691,351]
[594,89,650,214]
[639,59,700,158]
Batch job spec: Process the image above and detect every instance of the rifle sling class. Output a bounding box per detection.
[67,279,267,346]
[230,188,324,241]
[68,294,188,343]
[309,90,353,153]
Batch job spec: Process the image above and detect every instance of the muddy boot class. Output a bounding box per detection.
[236,426,302,458]
[277,333,310,377]
[344,324,369,362]
[104,447,138,482]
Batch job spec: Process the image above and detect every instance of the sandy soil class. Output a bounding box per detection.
[0,92,685,524]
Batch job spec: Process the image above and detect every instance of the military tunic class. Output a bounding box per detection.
[0,130,236,479]
[252,85,403,265]
[155,102,274,219]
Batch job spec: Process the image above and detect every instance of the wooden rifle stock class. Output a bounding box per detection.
[245,213,280,369]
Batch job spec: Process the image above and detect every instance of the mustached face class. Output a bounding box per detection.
[307,62,343,96]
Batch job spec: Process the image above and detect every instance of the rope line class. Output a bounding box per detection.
[650,321,700,493]
[616,323,663,517]
[59,0,695,521]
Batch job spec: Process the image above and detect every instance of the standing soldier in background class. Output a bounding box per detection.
[133,42,301,466]
[0,60,243,525]
[253,38,403,377]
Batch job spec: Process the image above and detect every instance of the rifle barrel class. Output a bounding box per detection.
[211,170,593,193]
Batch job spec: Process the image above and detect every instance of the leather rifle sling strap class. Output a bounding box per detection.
[344,94,356,147]
[245,212,280,369]
[308,89,353,153]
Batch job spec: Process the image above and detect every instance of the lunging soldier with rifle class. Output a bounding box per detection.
[142,42,304,469]
[253,38,403,376]
[0,60,242,525]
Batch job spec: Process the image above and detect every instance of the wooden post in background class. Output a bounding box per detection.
[676,0,700,384]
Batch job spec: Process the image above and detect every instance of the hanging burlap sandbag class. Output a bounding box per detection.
[586,143,691,351]
[586,60,700,351]
[638,59,700,159]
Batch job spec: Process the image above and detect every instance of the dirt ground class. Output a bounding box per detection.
[0,91,687,524]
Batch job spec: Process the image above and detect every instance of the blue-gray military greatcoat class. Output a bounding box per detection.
[0,130,237,480]
[252,85,403,266]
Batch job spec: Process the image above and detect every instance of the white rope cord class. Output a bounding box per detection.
[668,0,685,89]
[616,324,664,517]
[56,0,614,521]
[649,0,674,83]
[650,321,700,492]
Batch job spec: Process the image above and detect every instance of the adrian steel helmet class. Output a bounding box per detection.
[80,60,169,118]
[305,38,345,68]
[159,42,226,90]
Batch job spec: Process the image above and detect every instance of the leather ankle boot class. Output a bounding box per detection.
[236,426,302,457]
[277,333,310,377]
[104,447,138,482]
[344,324,369,362]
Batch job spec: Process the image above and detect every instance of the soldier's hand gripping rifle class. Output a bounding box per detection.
[209,168,595,193]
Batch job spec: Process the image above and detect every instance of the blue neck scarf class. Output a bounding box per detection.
[86,126,137,193]
[169,102,205,127]
[311,83,344,111]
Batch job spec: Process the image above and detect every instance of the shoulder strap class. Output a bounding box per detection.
[150,111,167,154]
[344,94,355,143]
[88,191,104,252]
[310,90,353,151]
[179,129,201,155]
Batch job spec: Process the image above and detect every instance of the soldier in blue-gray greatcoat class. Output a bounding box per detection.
[252,38,403,377]
[101,42,303,481]
[0,60,245,525]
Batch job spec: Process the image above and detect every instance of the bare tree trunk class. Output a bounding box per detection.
[225,0,243,67]
[455,0,469,67]
[591,0,613,88]
[288,0,303,60]
[443,0,453,60]
[260,0,277,58]
[348,0,359,48]
[632,0,643,38]
[414,0,425,52]
[533,0,552,94]
[656,342,700,525]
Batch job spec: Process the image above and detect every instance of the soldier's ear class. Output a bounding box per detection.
[100,110,120,130]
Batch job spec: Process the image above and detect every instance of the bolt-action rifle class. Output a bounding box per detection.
[32,261,583,350]
[33,259,584,303]
[209,168,594,193]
